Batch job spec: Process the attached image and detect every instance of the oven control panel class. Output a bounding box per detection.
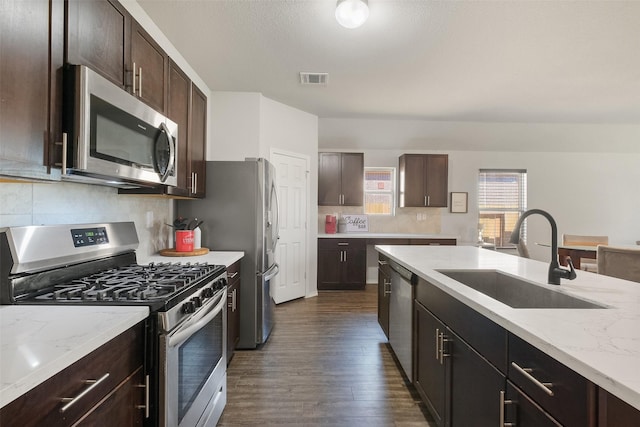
[70,227,109,247]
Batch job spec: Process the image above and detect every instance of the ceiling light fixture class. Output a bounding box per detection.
[335,0,369,29]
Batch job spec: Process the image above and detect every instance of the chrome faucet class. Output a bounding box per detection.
[509,209,576,285]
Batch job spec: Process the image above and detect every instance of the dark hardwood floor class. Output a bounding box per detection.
[219,285,435,426]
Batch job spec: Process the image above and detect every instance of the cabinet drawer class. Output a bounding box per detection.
[508,333,596,427]
[0,321,145,427]
[318,238,366,251]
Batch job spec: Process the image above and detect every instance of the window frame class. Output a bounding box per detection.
[477,169,527,248]
[363,167,396,216]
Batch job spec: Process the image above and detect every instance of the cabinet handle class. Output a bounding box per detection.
[132,62,137,94]
[435,328,440,360]
[135,374,150,418]
[510,362,554,396]
[339,251,343,262]
[138,66,143,97]
[193,172,198,194]
[338,242,349,246]
[233,289,237,311]
[378,260,388,266]
[427,195,430,206]
[229,272,238,279]
[439,332,450,364]
[383,279,391,295]
[60,373,110,412]
[424,196,427,206]
[499,390,515,427]
[54,132,68,175]
[344,250,347,262]
[228,289,236,311]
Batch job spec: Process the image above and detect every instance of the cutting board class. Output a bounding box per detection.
[159,248,210,257]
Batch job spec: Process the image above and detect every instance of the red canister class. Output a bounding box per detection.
[175,230,195,252]
[325,215,337,234]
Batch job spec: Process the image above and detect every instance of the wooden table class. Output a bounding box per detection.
[558,245,598,269]
[537,243,597,269]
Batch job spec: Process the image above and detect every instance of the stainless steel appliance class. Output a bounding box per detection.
[178,158,279,349]
[388,258,417,381]
[62,65,178,188]
[0,222,226,427]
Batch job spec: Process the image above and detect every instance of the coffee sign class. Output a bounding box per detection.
[342,215,369,232]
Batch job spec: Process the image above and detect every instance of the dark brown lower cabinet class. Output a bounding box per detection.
[0,321,146,427]
[414,301,449,426]
[449,328,505,426]
[317,238,366,290]
[377,255,391,338]
[415,300,505,427]
[227,260,241,364]
[598,388,640,427]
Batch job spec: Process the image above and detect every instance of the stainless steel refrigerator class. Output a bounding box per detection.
[177,158,279,348]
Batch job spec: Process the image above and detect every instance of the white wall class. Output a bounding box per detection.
[320,118,640,262]
[209,92,261,160]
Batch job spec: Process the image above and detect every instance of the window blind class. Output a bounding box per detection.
[478,169,527,247]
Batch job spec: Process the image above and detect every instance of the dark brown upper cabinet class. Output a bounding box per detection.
[398,154,448,208]
[0,0,64,181]
[318,152,364,206]
[188,84,207,198]
[130,20,168,113]
[66,0,168,113]
[66,0,131,89]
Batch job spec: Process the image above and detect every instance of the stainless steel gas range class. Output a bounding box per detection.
[0,222,227,427]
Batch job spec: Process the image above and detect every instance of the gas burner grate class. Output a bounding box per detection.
[34,262,222,303]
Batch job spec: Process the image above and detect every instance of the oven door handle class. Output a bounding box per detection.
[168,291,225,348]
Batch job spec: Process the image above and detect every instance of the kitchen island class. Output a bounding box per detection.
[375,244,640,413]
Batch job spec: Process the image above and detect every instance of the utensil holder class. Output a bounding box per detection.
[175,230,195,252]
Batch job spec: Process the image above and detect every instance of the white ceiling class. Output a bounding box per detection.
[137,0,640,123]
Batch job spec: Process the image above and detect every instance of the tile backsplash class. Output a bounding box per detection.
[0,181,173,256]
[318,206,441,234]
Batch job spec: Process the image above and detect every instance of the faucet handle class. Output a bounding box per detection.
[564,256,577,280]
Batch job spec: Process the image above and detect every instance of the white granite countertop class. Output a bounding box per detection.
[0,305,149,409]
[138,250,244,267]
[318,233,458,240]
[375,245,640,410]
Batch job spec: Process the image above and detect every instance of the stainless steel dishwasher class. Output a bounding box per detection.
[388,258,417,381]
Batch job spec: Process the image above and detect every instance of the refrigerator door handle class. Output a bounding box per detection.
[270,180,280,253]
[264,263,280,282]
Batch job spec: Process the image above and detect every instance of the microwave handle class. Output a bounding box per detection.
[157,122,175,183]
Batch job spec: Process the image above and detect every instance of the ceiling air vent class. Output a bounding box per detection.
[300,72,328,85]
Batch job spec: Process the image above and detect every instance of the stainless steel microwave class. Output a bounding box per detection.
[62,65,178,188]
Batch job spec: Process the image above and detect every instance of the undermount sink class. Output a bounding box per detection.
[437,269,607,309]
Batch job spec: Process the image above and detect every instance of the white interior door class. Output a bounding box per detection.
[271,150,308,304]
